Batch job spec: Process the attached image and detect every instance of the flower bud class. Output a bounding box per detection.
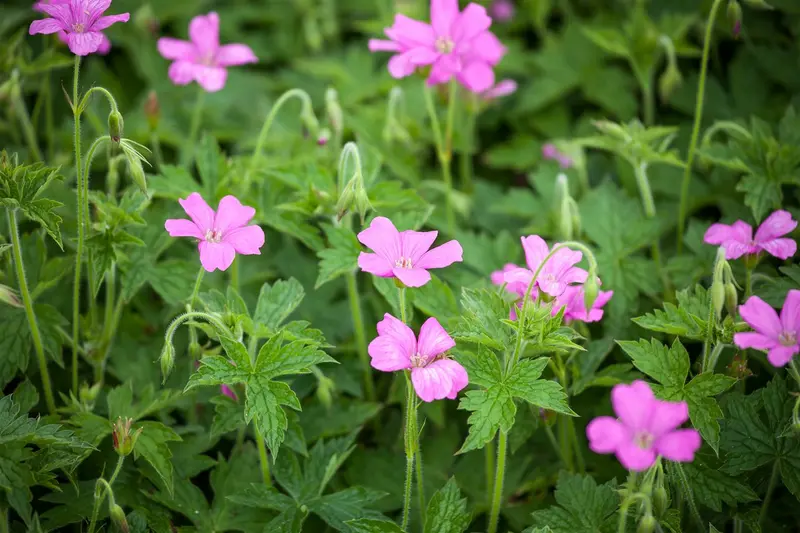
[335,178,356,221]
[160,341,175,383]
[317,127,331,147]
[711,279,725,321]
[658,62,683,103]
[653,486,669,517]
[109,504,129,533]
[727,0,743,38]
[79,381,102,404]
[112,417,142,457]
[189,340,203,361]
[727,353,752,380]
[325,88,343,137]
[637,514,656,533]
[725,282,738,318]
[353,180,373,225]
[583,274,599,311]
[144,91,160,130]
[316,375,335,410]
[0,285,21,307]
[108,111,124,143]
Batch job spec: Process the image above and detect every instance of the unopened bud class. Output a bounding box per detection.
[160,341,175,383]
[316,375,335,410]
[725,283,738,318]
[189,340,203,361]
[559,200,574,241]
[727,1,743,38]
[727,353,752,380]
[711,279,725,321]
[317,127,331,146]
[112,417,142,456]
[354,184,373,226]
[335,179,356,221]
[583,274,599,311]
[637,514,656,533]
[144,91,160,130]
[592,120,626,139]
[0,285,21,307]
[653,487,669,517]
[109,504,129,533]
[325,88,343,137]
[79,381,102,404]
[658,62,683,103]
[108,111,124,143]
[220,384,238,401]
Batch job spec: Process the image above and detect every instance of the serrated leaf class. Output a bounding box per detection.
[452,288,513,350]
[210,395,244,437]
[254,278,305,332]
[529,472,618,533]
[633,285,708,340]
[680,462,759,512]
[245,376,299,458]
[256,337,337,378]
[424,477,470,533]
[316,224,360,288]
[506,358,576,416]
[306,486,388,531]
[133,421,181,495]
[457,386,516,454]
[265,506,309,533]
[347,519,404,533]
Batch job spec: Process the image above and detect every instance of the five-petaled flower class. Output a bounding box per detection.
[157,12,257,93]
[368,0,506,93]
[734,291,800,367]
[165,193,265,273]
[357,216,463,288]
[704,210,797,261]
[586,381,701,471]
[504,235,587,298]
[29,0,129,56]
[369,313,467,402]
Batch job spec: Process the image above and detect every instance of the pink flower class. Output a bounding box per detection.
[367,0,506,93]
[734,291,800,367]
[29,0,129,56]
[157,12,257,93]
[220,384,237,400]
[490,263,526,294]
[368,314,467,402]
[490,0,515,22]
[357,216,463,288]
[704,210,797,260]
[481,79,517,100]
[554,284,613,323]
[504,236,587,298]
[165,193,265,273]
[586,381,701,471]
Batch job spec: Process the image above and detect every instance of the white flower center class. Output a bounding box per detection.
[205,229,223,243]
[410,353,427,368]
[435,37,454,54]
[633,431,654,450]
[394,257,413,269]
[779,331,798,347]
[73,23,85,33]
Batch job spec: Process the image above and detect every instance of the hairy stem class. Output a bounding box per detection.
[347,272,375,401]
[485,439,495,506]
[422,83,456,235]
[183,87,206,166]
[72,55,83,395]
[672,461,703,530]
[255,426,272,486]
[487,430,508,533]
[401,372,416,531]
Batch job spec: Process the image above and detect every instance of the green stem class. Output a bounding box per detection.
[422,83,456,235]
[568,416,585,475]
[0,507,7,533]
[8,209,56,414]
[672,461,703,530]
[677,0,724,253]
[86,457,124,533]
[183,87,206,166]
[189,267,205,310]
[398,286,407,324]
[460,92,477,192]
[487,430,507,533]
[255,426,272,486]
[46,70,55,161]
[347,272,375,401]
[485,439,495,506]
[150,130,164,170]
[543,423,563,463]
[633,161,670,297]
[759,461,780,526]
[401,372,415,531]
[72,55,83,396]
[108,455,125,485]
[415,433,426,525]
[186,267,206,423]
[642,80,655,127]
[12,83,43,162]
[745,265,753,300]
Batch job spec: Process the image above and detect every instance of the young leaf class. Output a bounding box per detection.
[529,472,618,533]
[452,288,513,350]
[315,224,360,288]
[0,157,64,248]
[254,278,306,333]
[633,285,709,340]
[424,477,471,533]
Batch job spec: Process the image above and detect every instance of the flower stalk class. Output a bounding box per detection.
[422,82,457,235]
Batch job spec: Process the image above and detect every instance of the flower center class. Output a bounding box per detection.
[435,37,454,54]
[410,353,427,368]
[394,257,413,269]
[205,229,223,243]
[779,331,798,347]
[633,431,654,450]
[73,23,85,33]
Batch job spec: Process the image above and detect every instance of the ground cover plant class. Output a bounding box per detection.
[1,0,800,531]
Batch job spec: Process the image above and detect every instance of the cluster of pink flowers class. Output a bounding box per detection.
[703,210,796,261]
[357,217,468,402]
[587,381,701,471]
[368,0,515,96]
[29,0,129,56]
[491,236,613,323]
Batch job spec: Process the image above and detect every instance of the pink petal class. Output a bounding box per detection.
[754,210,797,242]
[85,0,112,16]
[393,267,431,287]
[35,2,71,26]
[198,241,236,272]
[427,54,460,85]
[96,33,111,55]
[415,240,463,269]
[29,18,65,35]
[435,359,469,398]
[759,238,797,260]
[465,31,506,65]
[417,317,455,359]
[388,51,420,78]
[221,384,237,400]
[214,196,255,232]
[457,61,495,94]
[781,290,800,333]
[411,363,454,402]
[168,60,198,86]
[491,263,519,286]
[189,11,220,56]
[655,429,701,463]
[611,381,655,431]
[767,345,799,367]
[407,47,441,66]
[165,219,203,239]
[648,400,689,437]
[178,193,215,234]
[503,268,533,296]
[430,0,459,37]
[483,79,517,99]
[400,230,438,263]
[357,252,394,277]
[370,314,415,371]
[90,13,130,31]
[738,296,782,339]
[158,38,196,61]
[586,416,627,453]
[704,221,755,259]
[616,441,657,471]
[521,235,549,272]
[368,38,400,52]
[223,225,265,255]
[194,65,228,93]
[215,44,258,67]
[385,14,435,48]
[452,3,492,43]
[734,332,779,351]
[67,31,105,56]
[357,217,402,262]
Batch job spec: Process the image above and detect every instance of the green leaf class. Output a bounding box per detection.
[254,278,306,332]
[680,462,759,512]
[424,478,470,533]
[452,288,513,350]
[265,506,309,532]
[132,421,181,495]
[210,395,244,437]
[299,400,382,442]
[0,307,31,388]
[306,486,388,531]
[316,224,360,289]
[146,165,198,199]
[0,160,64,248]
[413,275,459,324]
[617,339,689,391]
[529,472,618,533]
[457,386,516,454]
[347,519,404,533]
[244,376,298,458]
[632,285,708,340]
[256,337,337,378]
[505,358,576,416]
[455,347,503,389]
[186,356,251,390]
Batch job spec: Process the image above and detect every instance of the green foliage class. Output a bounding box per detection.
[528,472,619,533]
[0,154,63,247]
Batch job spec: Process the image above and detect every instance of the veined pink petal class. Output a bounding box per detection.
[97,32,111,54]
[158,38,196,61]
[704,220,755,259]
[734,332,779,351]
[491,263,519,286]
[215,196,256,232]
[216,44,258,67]
[648,400,689,437]
[503,268,533,292]
[431,0,459,37]
[466,31,506,65]
[415,240,463,269]
[178,193,215,234]
[759,238,797,260]
[452,3,492,43]
[193,65,228,92]
[358,252,394,277]
[428,54,460,85]
[35,2,71,26]
[67,32,104,55]
[417,317,455,359]
[388,50,422,78]
[401,230,438,263]
[358,217,402,262]
[90,13,130,31]
[457,61,495,93]
[368,38,400,52]
[738,296,782,339]
[767,345,799,367]
[223,225,265,255]
[754,210,797,243]
[29,18,65,35]
[168,61,199,86]
[86,0,112,16]
[586,416,627,453]
[370,313,415,371]
[385,14,436,49]
[393,267,431,287]
[781,290,800,333]
[411,363,454,402]
[656,429,701,463]
[616,441,657,471]
[521,235,549,272]
[165,219,203,239]
[189,11,220,56]
[198,241,236,272]
[436,359,468,398]
[611,380,655,431]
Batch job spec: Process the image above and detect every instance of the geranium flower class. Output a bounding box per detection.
[704,210,797,260]
[504,236,587,298]
[220,385,237,401]
[157,12,257,93]
[368,0,506,93]
[165,193,265,273]
[734,291,800,367]
[553,284,613,323]
[357,216,463,288]
[29,0,129,56]
[481,79,517,100]
[368,314,467,402]
[586,381,701,471]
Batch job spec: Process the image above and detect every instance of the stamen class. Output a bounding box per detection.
[435,37,454,54]
[394,257,413,269]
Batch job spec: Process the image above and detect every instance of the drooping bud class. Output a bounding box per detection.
[583,273,599,312]
[299,101,321,141]
[711,278,725,321]
[353,179,373,225]
[160,341,175,383]
[727,0,743,38]
[109,504,129,533]
[119,139,150,197]
[108,111,124,143]
[112,417,142,456]
[0,285,22,307]
[637,514,656,533]
[335,178,356,221]
[144,91,160,130]
[653,486,669,517]
[658,62,683,103]
[325,88,343,138]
